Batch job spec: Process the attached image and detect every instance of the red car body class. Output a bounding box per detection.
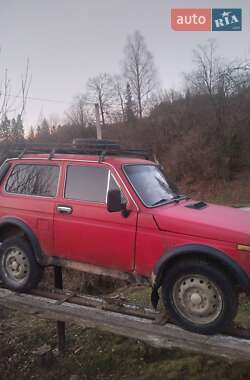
[1,150,250,334]
[0,153,249,284]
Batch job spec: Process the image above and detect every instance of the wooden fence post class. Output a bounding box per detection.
[54,266,66,352]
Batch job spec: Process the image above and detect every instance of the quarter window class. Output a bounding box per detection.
[65,165,109,203]
[108,173,127,204]
[108,174,120,192]
[6,164,59,197]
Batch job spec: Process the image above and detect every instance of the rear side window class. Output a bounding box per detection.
[65,165,109,203]
[5,164,59,197]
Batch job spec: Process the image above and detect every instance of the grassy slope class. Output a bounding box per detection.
[1,180,250,380]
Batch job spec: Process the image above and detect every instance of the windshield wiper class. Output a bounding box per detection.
[151,198,170,206]
[173,194,188,202]
[152,195,188,207]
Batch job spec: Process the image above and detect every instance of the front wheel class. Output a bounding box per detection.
[162,260,238,335]
[0,237,43,292]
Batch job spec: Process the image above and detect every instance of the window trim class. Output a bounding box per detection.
[106,170,111,204]
[4,163,61,199]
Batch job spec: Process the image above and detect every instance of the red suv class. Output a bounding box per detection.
[0,140,250,335]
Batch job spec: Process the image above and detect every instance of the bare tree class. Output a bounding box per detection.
[125,82,135,123]
[66,94,92,128]
[123,30,158,118]
[87,73,114,125]
[0,54,31,143]
[19,59,32,118]
[111,75,126,122]
[185,40,219,96]
[0,58,31,123]
[28,126,35,140]
[184,39,250,179]
[185,40,250,98]
[185,40,250,132]
[0,68,10,122]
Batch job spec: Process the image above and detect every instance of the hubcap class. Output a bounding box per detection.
[4,246,30,283]
[190,293,202,305]
[172,274,223,325]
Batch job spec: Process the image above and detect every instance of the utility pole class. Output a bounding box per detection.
[95,103,102,140]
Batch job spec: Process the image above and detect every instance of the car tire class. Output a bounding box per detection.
[0,237,43,292]
[161,259,238,335]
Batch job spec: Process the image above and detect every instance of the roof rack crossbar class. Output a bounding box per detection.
[2,141,152,160]
[18,149,26,159]
[48,148,56,160]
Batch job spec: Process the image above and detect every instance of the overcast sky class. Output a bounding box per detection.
[0,0,249,130]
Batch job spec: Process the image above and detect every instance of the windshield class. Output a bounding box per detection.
[124,164,181,207]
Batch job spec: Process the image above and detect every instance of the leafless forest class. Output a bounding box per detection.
[1,33,250,186]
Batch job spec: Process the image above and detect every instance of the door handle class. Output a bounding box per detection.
[56,205,73,214]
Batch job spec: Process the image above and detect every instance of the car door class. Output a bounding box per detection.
[53,162,138,272]
[1,161,60,256]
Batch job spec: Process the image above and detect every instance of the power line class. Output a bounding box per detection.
[7,94,71,104]
[7,94,95,106]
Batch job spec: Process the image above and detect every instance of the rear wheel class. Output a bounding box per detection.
[162,260,238,334]
[0,237,43,291]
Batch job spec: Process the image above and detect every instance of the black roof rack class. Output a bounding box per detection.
[0,139,152,161]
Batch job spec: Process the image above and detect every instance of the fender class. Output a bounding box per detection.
[0,217,45,265]
[151,244,250,309]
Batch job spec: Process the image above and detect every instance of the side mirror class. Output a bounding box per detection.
[107,189,124,212]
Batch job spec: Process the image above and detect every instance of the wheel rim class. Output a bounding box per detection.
[172,274,223,325]
[3,246,30,283]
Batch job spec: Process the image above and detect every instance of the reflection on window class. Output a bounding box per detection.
[6,164,59,197]
[65,165,109,203]
[124,165,176,207]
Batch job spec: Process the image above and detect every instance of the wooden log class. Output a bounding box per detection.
[1,288,250,361]
[30,288,158,320]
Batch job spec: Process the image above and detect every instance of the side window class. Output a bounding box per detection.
[5,164,59,197]
[65,165,109,203]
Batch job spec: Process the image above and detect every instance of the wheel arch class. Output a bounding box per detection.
[151,244,250,309]
[0,218,44,265]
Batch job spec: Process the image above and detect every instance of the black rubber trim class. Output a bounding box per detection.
[0,217,44,265]
[185,201,207,210]
[153,244,250,295]
[0,161,11,184]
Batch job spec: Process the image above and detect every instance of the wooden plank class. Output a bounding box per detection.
[1,288,250,361]
[30,288,158,320]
